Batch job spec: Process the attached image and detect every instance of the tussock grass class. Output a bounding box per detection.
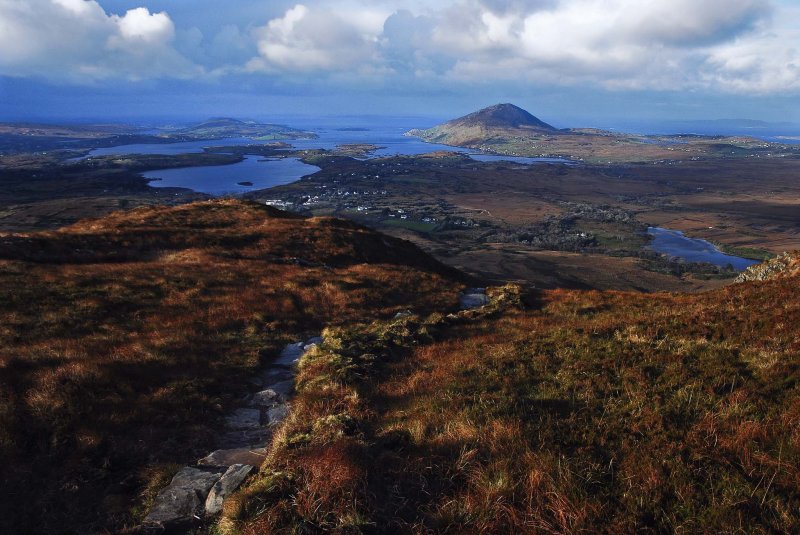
[231,278,799,533]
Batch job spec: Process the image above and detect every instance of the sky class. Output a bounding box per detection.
[0,0,799,127]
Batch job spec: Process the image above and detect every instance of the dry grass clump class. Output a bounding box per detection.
[0,199,463,533]
[232,275,800,533]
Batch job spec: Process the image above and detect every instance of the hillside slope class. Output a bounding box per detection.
[226,271,800,533]
[0,200,464,533]
[408,103,558,147]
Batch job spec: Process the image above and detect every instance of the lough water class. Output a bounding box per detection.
[647,227,759,271]
[142,156,320,196]
[85,137,255,157]
[78,119,573,195]
[79,123,574,164]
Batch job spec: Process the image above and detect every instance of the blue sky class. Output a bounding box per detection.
[1,0,799,127]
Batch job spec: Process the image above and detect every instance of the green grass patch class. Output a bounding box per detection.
[380,218,437,233]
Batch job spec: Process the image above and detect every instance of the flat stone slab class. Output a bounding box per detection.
[251,388,282,406]
[264,379,293,399]
[274,341,305,366]
[460,288,488,309]
[260,367,293,384]
[198,447,269,468]
[205,464,255,515]
[218,427,271,449]
[143,467,223,530]
[225,408,262,429]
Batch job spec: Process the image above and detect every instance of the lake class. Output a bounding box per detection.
[142,156,320,196]
[78,121,574,195]
[85,137,256,157]
[647,227,759,271]
[80,120,574,163]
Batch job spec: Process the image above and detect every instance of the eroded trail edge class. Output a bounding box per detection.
[142,335,321,531]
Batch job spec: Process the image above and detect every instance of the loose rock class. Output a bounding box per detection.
[142,467,222,531]
[304,336,323,351]
[142,336,319,530]
[204,464,255,515]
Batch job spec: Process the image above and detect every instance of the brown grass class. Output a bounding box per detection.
[230,277,800,534]
[0,199,463,533]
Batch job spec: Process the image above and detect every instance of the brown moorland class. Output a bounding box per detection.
[0,199,465,533]
[225,266,800,533]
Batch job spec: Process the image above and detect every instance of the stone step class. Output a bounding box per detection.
[225,408,263,429]
[217,427,272,449]
[198,447,269,468]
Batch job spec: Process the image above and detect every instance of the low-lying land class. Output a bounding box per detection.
[249,152,800,291]
[0,118,315,155]
[3,135,798,292]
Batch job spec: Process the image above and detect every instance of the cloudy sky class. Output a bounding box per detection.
[1,0,798,126]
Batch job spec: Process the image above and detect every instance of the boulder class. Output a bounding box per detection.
[205,464,256,515]
[142,467,222,531]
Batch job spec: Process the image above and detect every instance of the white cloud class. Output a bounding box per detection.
[701,5,800,93]
[248,4,388,72]
[114,7,174,43]
[243,0,798,95]
[0,0,797,96]
[0,0,199,81]
[430,0,780,91]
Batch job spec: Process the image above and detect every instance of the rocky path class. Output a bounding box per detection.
[142,336,321,532]
[141,288,490,532]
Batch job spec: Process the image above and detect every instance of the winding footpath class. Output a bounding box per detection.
[141,288,489,532]
[142,336,321,532]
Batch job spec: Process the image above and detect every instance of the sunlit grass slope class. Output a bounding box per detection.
[229,277,800,533]
[0,199,463,533]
